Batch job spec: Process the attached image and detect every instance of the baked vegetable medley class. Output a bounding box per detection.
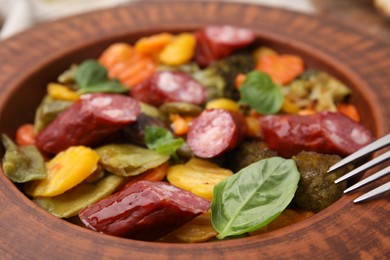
[1,25,374,242]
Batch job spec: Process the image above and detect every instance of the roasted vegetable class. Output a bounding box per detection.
[95,143,169,177]
[34,96,73,133]
[1,134,46,183]
[26,146,99,197]
[210,53,255,100]
[292,151,351,212]
[226,141,277,172]
[34,174,124,218]
[167,158,233,200]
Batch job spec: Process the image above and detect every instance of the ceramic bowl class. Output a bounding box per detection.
[0,1,389,259]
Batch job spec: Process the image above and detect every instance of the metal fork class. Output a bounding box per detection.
[328,133,390,203]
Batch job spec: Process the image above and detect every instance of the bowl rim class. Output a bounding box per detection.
[0,1,389,258]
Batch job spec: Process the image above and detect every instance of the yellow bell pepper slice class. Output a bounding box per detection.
[26,146,99,197]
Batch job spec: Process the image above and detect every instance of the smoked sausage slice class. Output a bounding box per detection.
[36,93,140,154]
[187,109,247,158]
[261,111,374,158]
[194,25,256,67]
[131,71,206,106]
[79,180,210,241]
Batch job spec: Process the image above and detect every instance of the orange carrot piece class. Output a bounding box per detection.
[135,33,174,57]
[99,43,134,68]
[100,44,156,88]
[15,124,35,146]
[170,114,192,136]
[123,162,169,189]
[256,54,305,85]
[121,60,156,88]
[235,73,246,89]
[337,103,360,122]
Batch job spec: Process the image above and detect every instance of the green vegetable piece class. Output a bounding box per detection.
[75,60,127,94]
[1,134,46,183]
[159,102,202,116]
[239,71,284,114]
[77,79,127,94]
[75,60,108,87]
[34,96,73,133]
[58,64,78,85]
[96,144,169,177]
[34,174,124,218]
[211,157,300,239]
[145,126,185,157]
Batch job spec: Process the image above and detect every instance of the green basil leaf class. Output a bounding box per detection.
[145,126,184,157]
[75,60,108,88]
[239,70,284,114]
[1,134,46,183]
[211,157,300,239]
[77,80,127,94]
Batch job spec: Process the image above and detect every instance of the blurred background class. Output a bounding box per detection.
[0,0,389,40]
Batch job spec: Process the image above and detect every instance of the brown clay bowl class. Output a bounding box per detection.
[0,1,389,259]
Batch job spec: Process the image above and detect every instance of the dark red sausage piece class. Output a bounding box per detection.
[261,111,374,158]
[36,93,140,154]
[131,71,206,106]
[79,180,210,241]
[187,109,247,158]
[195,25,256,67]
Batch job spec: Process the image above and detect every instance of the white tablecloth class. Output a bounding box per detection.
[0,0,315,40]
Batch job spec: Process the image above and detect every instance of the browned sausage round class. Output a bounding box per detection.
[261,111,374,158]
[131,71,206,106]
[187,109,247,158]
[79,180,210,241]
[194,25,256,67]
[36,93,140,154]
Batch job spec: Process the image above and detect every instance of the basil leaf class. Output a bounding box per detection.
[239,70,284,114]
[145,126,184,157]
[75,60,108,87]
[77,80,127,94]
[211,157,300,239]
[75,60,128,94]
[1,134,46,183]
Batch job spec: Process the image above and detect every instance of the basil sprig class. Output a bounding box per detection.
[145,126,184,157]
[75,60,127,94]
[239,70,284,114]
[211,157,300,239]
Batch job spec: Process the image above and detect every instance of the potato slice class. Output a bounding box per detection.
[26,146,99,197]
[167,158,232,200]
[160,211,217,243]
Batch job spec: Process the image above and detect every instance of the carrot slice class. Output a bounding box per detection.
[135,33,174,57]
[256,54,304,85]
[122,162,169,189]
[99,43,134,68]
[337,103,360,122]
[99,43,156,88]
[16,124,35,146]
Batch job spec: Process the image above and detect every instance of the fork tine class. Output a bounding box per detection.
[353,181,390,203]
[328,133,390,173]
[344,165,390,193]
[334,150,390,183]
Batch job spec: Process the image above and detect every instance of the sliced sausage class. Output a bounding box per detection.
[131,71,206,106]
[79,180,210,241]
[194,25,256,67]
[187,109,247,158]
[36,93,140,154]
[261,111,374,158]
